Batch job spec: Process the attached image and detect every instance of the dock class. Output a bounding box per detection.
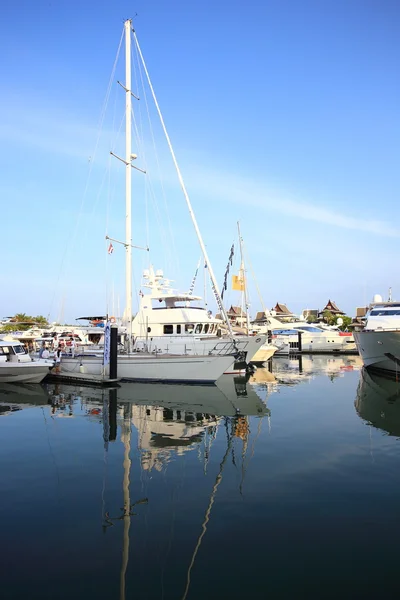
[46,371,120,386]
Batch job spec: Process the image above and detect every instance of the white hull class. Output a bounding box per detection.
[274,333,356,354]
[354,330,400,374]
[133,335,265,364]
[60,352,237,383]
[0,362,52,383]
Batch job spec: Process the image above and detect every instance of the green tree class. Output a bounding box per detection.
[334,315,352,331]
[0,312,39,333]
[14,312,32,323]
[34,315,49,326]
[322,310,335,325]
[306,314,318,323]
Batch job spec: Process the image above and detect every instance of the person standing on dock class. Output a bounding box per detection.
[54,347,62,374]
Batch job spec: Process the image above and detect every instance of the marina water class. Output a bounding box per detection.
[1,355,399,600]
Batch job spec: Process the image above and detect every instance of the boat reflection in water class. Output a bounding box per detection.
[355,368,400,436]
[60,376,268,599]
[0,376,270,600]
[39,376,270,467]
[271,354,363,386]
[0,383,51,416]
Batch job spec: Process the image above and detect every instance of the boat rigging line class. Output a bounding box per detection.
[132,27,234,337]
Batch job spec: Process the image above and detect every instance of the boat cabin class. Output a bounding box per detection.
[0,341,31,363]
[135,292,220,337]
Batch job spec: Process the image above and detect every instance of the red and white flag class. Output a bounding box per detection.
[108,242,114,255]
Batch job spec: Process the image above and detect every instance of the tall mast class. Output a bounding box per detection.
[237,222,250,333]
[125,19,133,351]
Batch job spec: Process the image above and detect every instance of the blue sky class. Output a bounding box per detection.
[1,0,399,322]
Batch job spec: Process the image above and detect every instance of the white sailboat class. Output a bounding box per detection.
[219,222,277,365]
[61,19,241,383]
[236,222,277,364]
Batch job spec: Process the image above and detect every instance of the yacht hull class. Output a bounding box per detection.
[273,333,356,354]
[0,363,53,384]
[60,352,237,384]
[133,334,265,366]
[354,330,400,374]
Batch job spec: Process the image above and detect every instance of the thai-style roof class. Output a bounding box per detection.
[273,303,292,315]
[348,317,365,329]
[321,300,344,314]
[227,305,246,317]
[255,311,268,321]
[355,307,368,318]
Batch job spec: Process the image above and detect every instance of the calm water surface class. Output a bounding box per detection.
[1,354,400,600]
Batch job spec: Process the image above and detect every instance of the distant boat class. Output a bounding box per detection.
[252,313,356,354]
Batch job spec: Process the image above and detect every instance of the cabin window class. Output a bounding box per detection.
[195,324,203,334]
[2,346,10,354]
[14,345,26,354]
[185,324,194,334]
[163,325,173,334]
[177,325,181,334]
[370,309,400,316]
[209,324,214,334]
[204,324,209,334]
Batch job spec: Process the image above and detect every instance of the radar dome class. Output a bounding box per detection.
[373,294,383,303]
[143,269,150,278]
[336,317,343,326]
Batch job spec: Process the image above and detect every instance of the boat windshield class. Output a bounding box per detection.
[370,309,400,316]
[273,329,298,336]
[293,326,323,333]
[13,345,26,354]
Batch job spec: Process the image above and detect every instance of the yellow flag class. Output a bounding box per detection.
[232,274,245,291]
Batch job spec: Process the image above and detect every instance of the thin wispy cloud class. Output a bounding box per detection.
[181,165,399,238]
[3,102,398,239]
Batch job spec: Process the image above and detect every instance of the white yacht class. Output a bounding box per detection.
[0,340,54,383]
[130,266,266,365]
[353,297,400,374]
[252,313,356,354]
